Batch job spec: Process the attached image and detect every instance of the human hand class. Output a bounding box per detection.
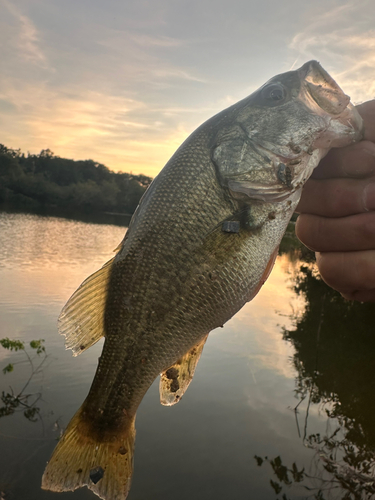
[295,100,375,302]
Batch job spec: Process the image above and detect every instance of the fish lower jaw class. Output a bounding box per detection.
[312,117,363,151]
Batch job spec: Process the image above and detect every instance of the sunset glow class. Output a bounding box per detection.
[1,0,374,176]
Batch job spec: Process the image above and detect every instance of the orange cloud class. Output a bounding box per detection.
[0,80,193,176]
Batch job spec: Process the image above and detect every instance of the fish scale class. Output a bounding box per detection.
[80,140,231,427]
[42,61,364,500]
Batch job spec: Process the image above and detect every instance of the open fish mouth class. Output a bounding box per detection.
[299,60,350,116]
[297,60,364,148]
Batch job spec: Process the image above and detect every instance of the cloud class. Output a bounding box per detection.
[288,1,375,102]
[1,0,374,178]
[94,28,206,90]
[0,79,191,175]
[128,33,186,48]
[1,0,48,67]
[0,8,215,178]
[151,68,207,84]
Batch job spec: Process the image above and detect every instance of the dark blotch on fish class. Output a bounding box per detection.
[277,163,293,188]
[90,466,104,484]
[165,368,179,379]
[165,367,180,393]
[170,379,179,393]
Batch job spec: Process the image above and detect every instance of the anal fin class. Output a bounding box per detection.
[159,334,208,406]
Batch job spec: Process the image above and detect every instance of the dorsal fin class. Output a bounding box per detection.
[58,258,115,356]
[159,334,208,406]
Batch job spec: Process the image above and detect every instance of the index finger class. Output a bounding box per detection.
[312,100,375,180]
[357,100,375,142]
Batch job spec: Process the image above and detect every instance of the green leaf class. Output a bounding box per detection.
[2,363,14,374]
[270,479,282,494]
[0,405,15,417]
[270,456,292,485]
[29,339,45,355]
[0,338,25,351]
[291,462,305,482]
[24,407,40,422]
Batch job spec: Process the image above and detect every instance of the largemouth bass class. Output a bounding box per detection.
[42,61,363,500]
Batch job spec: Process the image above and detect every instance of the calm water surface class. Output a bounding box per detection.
[1,212,375,500]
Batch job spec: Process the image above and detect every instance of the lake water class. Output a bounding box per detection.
[1,211,375,500]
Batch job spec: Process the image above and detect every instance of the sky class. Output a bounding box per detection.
[1,0,375,177]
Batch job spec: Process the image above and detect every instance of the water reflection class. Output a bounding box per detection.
[0,206,131,229]
[1,212,375,500]
[255,249,375,499]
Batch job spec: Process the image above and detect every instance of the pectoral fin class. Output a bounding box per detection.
[159,334,209,406]
[58,257,115,356]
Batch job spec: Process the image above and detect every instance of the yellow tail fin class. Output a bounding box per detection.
[42,407,136,500]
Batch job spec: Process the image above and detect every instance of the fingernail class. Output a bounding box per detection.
[363,182,375,210]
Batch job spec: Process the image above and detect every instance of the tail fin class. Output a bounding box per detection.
[42,407,136,500]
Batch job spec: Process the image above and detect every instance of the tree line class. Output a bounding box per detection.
[0,144,153,217]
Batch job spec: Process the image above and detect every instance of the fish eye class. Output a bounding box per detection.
[261,83,286,102]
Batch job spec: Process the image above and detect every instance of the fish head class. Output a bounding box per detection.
[212,60,364,203]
